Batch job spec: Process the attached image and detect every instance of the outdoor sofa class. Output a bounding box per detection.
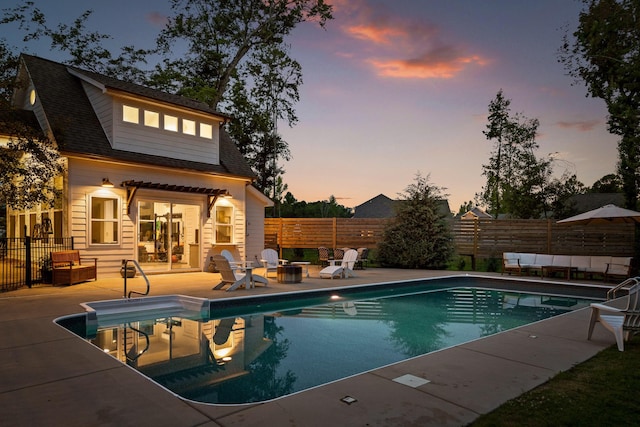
[502,252,632,281]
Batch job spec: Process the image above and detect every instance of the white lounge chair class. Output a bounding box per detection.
[319,249,358,279]
[220,249,242,271]
[260,248,287,278]
[213,318,236,345]
[588,277,640,351]
[212,255,247,292]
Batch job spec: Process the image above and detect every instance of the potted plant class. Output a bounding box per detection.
[40,255,52,284]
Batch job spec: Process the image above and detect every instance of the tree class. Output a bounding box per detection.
[456,200,474,216]
[0,1,151,82]
[479,90,547,218]
[377,173,453,269]
[589,173,623,193]
[2,0,334,197]
[559,0,640,209]
[0,109,65,209]
[151,0,332,195]
[0,39,65,210]
[277,193,352,218]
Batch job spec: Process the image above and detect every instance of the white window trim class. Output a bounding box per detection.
[214,202,234,244]
[88,193,121,246]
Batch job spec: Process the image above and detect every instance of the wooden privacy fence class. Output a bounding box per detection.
[265,218,387,250]
[265,218,636,259]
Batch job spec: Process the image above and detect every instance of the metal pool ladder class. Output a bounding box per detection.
[122,259,150,298]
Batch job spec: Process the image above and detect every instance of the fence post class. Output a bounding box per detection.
[25,233,32,288]
[332,218,337,249]
[472,219,478,270]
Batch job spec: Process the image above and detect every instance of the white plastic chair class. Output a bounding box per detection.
[260,248,287,278]
[588,277,640,351]
[319,249,358,279]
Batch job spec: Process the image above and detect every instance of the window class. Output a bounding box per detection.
[90,196,119,244]
[200,123,213,139]
[123,105,139,124]
[164,115,178,132]
[214,204,233,243]
[144,110,160,128]
[183,119,196,135]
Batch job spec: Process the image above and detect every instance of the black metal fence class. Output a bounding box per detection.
[0,236,74,291]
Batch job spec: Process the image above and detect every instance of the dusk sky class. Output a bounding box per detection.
[3,0,618,213]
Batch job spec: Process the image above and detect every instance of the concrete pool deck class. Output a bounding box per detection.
[0,267,619,426]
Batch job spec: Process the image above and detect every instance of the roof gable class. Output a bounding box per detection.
[17,54,254,179]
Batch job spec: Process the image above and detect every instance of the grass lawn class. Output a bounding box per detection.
[471,336,640,426]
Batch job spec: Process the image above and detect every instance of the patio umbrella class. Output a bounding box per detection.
[556,204,640,225]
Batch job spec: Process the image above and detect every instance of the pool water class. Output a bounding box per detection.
[69,285,595,405]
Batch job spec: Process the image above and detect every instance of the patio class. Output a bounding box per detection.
[0,267,619,426]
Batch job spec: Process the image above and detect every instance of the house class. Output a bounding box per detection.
[353,194,452,219]
[458,207,492,220]
[565,193,625,214]
[4,54,272,277]
[352,194,396,218]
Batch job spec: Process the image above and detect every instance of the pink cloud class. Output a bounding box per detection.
[334,1,486,80]
[555,119,601,131]
[146,11,168,27]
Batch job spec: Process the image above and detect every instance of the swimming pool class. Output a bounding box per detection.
[58,277,601,405]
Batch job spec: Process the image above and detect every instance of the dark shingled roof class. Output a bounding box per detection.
[353,194,452,218]
[21,54,255,179]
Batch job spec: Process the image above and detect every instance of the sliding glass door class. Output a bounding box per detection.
[137,201,200,272]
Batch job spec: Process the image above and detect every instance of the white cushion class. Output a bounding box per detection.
[571,255,591,271]
[519,253,536,266]
[588,256,611,273]
[552,255,571,267]
[534,254,554,266]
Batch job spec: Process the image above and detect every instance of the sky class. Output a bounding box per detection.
[2,0,619,213]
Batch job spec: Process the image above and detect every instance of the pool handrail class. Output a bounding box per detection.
[122,259,150,298]
[607,276,640,300]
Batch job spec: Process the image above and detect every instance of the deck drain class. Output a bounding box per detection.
[341,396,357,405]
[393,374,430,388]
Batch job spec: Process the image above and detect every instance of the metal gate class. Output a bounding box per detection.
[0,236,74,291]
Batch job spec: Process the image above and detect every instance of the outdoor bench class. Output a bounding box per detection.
[51,250,97,286]
[502,252,632,281]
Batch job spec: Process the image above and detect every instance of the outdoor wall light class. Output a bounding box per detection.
[101,178,114,188]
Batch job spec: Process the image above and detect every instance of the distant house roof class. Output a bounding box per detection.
[353,194,452,219]
[19,54,255,179]
[352,194,395,218]
[567,193,625,214]
[458,207,492,220]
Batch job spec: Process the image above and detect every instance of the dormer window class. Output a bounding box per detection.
[144,110,159,128]
[164,115,178,132]
[200,123,213,139]
[123,105,139,124]
[183,119,196,135]
[120,103,216,140]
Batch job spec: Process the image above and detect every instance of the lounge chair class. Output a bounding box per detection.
[220,249,242,271]
[319,249,358,279]
[212,255,247,292]
[213,318,236,345]
[260,248,288,278]
[588,277,640,351]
